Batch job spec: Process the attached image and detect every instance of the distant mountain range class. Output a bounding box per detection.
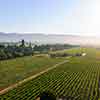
[0,32,99,46]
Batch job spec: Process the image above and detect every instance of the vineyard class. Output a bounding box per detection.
[0,48,100,100]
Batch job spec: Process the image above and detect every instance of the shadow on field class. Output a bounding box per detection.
[36,91,80,100]
[36,91,56,100]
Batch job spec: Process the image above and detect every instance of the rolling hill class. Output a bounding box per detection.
[0,33,99,46]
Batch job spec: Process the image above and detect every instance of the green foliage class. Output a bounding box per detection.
[0,40,33,60]
[34,44,78,52]
[0,49,8,60]
[0,41,78,60]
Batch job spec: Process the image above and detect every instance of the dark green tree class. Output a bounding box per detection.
[20,39,25,47]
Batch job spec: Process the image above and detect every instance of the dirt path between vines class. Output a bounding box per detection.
[0,60,69,95]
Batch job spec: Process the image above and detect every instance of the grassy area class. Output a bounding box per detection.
[0,55,66,88]
[50,47,95,54]
[1,47,100,100]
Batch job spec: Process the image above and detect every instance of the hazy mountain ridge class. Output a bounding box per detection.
[0,33,99,46]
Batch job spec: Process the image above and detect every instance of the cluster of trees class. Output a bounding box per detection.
[0,40,33,60]
[0,40,79,60]
[49,52,83,58]
[34,44,78,53]
[49,53,70,58]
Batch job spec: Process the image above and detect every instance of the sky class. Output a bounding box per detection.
[0,0,100,36]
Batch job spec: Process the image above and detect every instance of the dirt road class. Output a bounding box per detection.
[0,60,69,95]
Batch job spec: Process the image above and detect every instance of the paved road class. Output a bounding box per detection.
[0,60,69,95]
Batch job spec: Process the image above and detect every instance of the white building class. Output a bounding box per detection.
[82,53,87,56]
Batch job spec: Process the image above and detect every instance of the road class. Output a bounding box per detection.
[0,60,69,95]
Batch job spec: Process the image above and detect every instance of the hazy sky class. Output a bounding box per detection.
[0,0,100,36]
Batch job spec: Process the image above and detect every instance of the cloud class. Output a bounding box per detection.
[80,0,100,35]
[64,0,100,36]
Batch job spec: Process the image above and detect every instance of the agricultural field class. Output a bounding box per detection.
[0,47,100,100]
[0,55,66,89]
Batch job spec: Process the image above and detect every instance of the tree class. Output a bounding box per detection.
[0,49,7,60]
[20,39,25,47]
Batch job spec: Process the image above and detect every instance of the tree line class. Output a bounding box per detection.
[0,40,33,60]
[0,40,79,60]
[34,44,78,53]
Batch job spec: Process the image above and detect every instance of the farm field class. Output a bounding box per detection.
[0,55,66,89]
[0,47,100,100]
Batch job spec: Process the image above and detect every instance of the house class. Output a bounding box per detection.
[82,53,87,56]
